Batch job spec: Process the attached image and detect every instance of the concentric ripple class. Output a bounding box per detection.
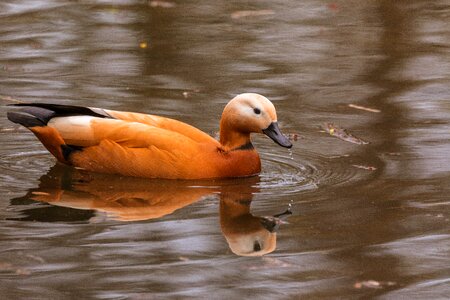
[258,150,315,195]
[256,141,371,196]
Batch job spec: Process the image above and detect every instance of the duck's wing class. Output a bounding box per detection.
[103,109,217,144]
[48,115,208,149]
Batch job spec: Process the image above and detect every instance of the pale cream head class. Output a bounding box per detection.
[221,93,278,134]
[219,93,292,149]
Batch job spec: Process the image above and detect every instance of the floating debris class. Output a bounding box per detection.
[25,254,46,264]
[352,165,377,171]
[0,262,31,276]
[2,65,31,72]
[149,1,176,8]
[327,3,340,12]
[323,123,369,145]
[348,104,381,113]
[231,10,275,19]
[247,257,292,270]
[139,42,148,49]
[0,95,23,103]
[354,280,396,289]
[327,154,351,159]
[0,127,16,132]
[287,133,303,141]
[288,133,298,141]
[386,152,401,156]
[182,89,200,99]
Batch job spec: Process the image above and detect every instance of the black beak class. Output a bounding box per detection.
[262,122,292,148]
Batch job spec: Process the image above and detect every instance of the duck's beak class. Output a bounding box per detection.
[262,122,292,148]
[260,217,280,233]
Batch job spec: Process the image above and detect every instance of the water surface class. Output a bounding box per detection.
[1,0,449,299]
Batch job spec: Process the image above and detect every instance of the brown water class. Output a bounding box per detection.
[1,0,449,299]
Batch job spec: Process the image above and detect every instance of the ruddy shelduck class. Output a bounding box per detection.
[7,93,292,179]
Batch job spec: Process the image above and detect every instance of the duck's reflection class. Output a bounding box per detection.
[11,165,291,256]
[220,193,289,257]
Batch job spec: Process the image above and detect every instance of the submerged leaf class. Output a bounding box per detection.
[323,123,369,145]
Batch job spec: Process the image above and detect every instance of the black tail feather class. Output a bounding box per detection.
[7,103,111,127]
[7,106,55,127]
[7,111,47,127]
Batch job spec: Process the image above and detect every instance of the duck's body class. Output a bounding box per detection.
[7,93,292,179]
[44,109,261,179]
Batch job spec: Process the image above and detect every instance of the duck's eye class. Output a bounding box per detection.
[253,108,261,115]
[253,241,262,252]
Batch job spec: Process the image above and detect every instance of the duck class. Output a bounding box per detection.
[7,93,292,179]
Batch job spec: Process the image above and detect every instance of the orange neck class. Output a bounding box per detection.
[219,119,252,151]
[219,130,252,150]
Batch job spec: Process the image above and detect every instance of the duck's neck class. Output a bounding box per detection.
[220,193,251,218]
[219,127,252,151]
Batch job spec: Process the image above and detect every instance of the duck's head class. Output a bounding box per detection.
[220,93,292,149]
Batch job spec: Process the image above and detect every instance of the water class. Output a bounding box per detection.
[1,0,449,298]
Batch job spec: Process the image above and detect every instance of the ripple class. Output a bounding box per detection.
[259,150,314,195]
[0,150,50,173]
[257,141,370,196]
[301,152,366,187]
[0,131,52,189]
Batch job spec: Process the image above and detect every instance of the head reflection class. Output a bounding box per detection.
[220,197,276,256]
[219,185,291,257]
[12,165,290,256]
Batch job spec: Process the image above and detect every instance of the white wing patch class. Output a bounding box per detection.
[48,116,97,146]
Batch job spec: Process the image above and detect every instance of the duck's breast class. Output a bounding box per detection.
[204,148,261,178]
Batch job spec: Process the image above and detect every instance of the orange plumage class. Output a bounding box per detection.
[7,93,292,179]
